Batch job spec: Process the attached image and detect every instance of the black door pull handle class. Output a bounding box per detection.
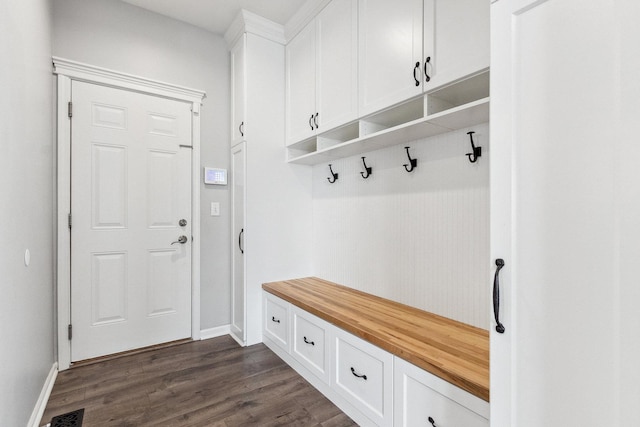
[303,336,315,346]
[413,61,420,86]
[238,228,244,254]
[350,367,367,380]
[424,56,431,83]
[271,316,280,323]
[493,258,506,333]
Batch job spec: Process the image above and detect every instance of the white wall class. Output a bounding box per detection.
[0,0,55,425]
[51,0,231,329]
[312,124,489,329]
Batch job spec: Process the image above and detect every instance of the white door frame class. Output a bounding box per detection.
[53,57,206,370]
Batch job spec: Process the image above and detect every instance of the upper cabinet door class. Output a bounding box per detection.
[286,22,317,145]
[423,0,489,90]
[316,0,358,134]
[231,34,246,146]
[358,0,423,117]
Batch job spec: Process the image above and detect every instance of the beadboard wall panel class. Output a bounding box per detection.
[312,123,489,329]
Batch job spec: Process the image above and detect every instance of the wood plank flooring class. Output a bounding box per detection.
[42,336,356,426]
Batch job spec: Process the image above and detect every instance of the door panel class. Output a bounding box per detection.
[71,81,192,361]
[230,142,246,344]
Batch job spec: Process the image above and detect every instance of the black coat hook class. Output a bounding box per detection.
[466,131,482,163]
[327,164,339,183]
[360,157,372,179]
[403,146,417,172]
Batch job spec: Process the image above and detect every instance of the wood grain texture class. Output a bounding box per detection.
[263,277,489,401]
[42,336,356,426]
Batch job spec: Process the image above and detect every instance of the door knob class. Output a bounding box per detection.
[171,235,188,245]
[179,219,187,227]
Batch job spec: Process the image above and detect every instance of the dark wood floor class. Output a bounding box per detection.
[42,336,356,426]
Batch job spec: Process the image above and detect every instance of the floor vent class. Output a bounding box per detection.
[50,408,84,427]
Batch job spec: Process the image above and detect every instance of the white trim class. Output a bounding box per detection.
[284,0,332,42]
[52,57,206,104]
[27,362,58,427]
[55,59,205,370]
[200,325,232,340]
[224,9,286,48]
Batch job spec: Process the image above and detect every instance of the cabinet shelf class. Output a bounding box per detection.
[287,96,489,165]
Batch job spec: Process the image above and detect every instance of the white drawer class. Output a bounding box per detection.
[394,357,489,427]
[263,293,290,352]
[292,306,332,384]
[334,328,393,426]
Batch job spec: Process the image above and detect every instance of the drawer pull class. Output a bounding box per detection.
[303,336,315,346]
[428,416,437,427]
[350,367,367,380]
[271,316,280,324]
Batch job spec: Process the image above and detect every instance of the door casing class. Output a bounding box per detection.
[53,57,206,370]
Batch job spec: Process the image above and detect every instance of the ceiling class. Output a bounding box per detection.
[120,0,308,35]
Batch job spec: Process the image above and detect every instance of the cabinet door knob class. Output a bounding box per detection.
[413,61,421,86]
[424,57,431,83]
[428,416,437,427]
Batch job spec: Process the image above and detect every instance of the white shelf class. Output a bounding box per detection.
[287,97,489,165]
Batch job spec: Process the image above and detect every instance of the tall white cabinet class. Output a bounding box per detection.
[491,0,640,425]
[226,12,313,346]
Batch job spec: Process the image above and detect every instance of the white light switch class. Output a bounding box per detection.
[210,202,220,217]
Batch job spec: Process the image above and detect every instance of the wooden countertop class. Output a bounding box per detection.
[262,277,489,402]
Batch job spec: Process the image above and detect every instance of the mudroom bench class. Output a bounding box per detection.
[262,277,489,427]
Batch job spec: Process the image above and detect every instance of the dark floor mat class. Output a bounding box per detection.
[50,408,84,427]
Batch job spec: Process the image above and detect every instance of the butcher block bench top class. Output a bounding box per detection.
[262,277,490,402]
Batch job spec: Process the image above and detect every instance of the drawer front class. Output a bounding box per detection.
[394,358,489,427]
[334,329,393,425]
[264,293,289,351]
[292,307,331,384]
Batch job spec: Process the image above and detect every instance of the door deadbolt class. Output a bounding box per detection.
[179,219,187,227]
[171,235,188,245]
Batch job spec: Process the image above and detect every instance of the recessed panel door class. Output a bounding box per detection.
[70,81,192,361]
[230,142,246,344]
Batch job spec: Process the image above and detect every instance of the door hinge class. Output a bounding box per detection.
[68,324,72,340]
[68,101,73,118]
[68,213,72,230]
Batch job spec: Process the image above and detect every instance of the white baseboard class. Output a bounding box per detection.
[28,362,58,427]
[200,325,231,340]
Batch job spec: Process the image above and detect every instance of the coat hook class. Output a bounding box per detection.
[327,164,339,183]
[466,131,482,163]
[360,157,372,179]
[403,146,417,172]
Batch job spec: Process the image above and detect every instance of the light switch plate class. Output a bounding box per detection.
[210,202,220,217]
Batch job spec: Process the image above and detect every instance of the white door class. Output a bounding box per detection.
[316,0,358,134]
[70,81,192,362]
[423,0,489,90]
[231,34,246,146]
[230,142,246,344]
[358,0,423,116]
[286,21,317,145]
[491,0,640,425]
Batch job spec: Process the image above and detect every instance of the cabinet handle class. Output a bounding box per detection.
[350,367,367,380]
[271,316,280,324]
[303,336,315,346]
[314,112,319,129]
[428,416,438,427]
[309,114,315,130]
[239,121,244,137]
[413,61,421,86]
[424,57,431,83]
[493,258,506,333]
[238,228,244,254]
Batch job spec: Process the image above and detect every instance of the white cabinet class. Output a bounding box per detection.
[358,0,423,117]
[394,357,488,427]
[263,293,290,352]
[230,34,246,146]
[490,0,637,425]
[226,14,312,346]
[230,142,245,344]
[423,0,489,89]
[286,0,358,145]
[334,328,394,426]
[291,306,331,384]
